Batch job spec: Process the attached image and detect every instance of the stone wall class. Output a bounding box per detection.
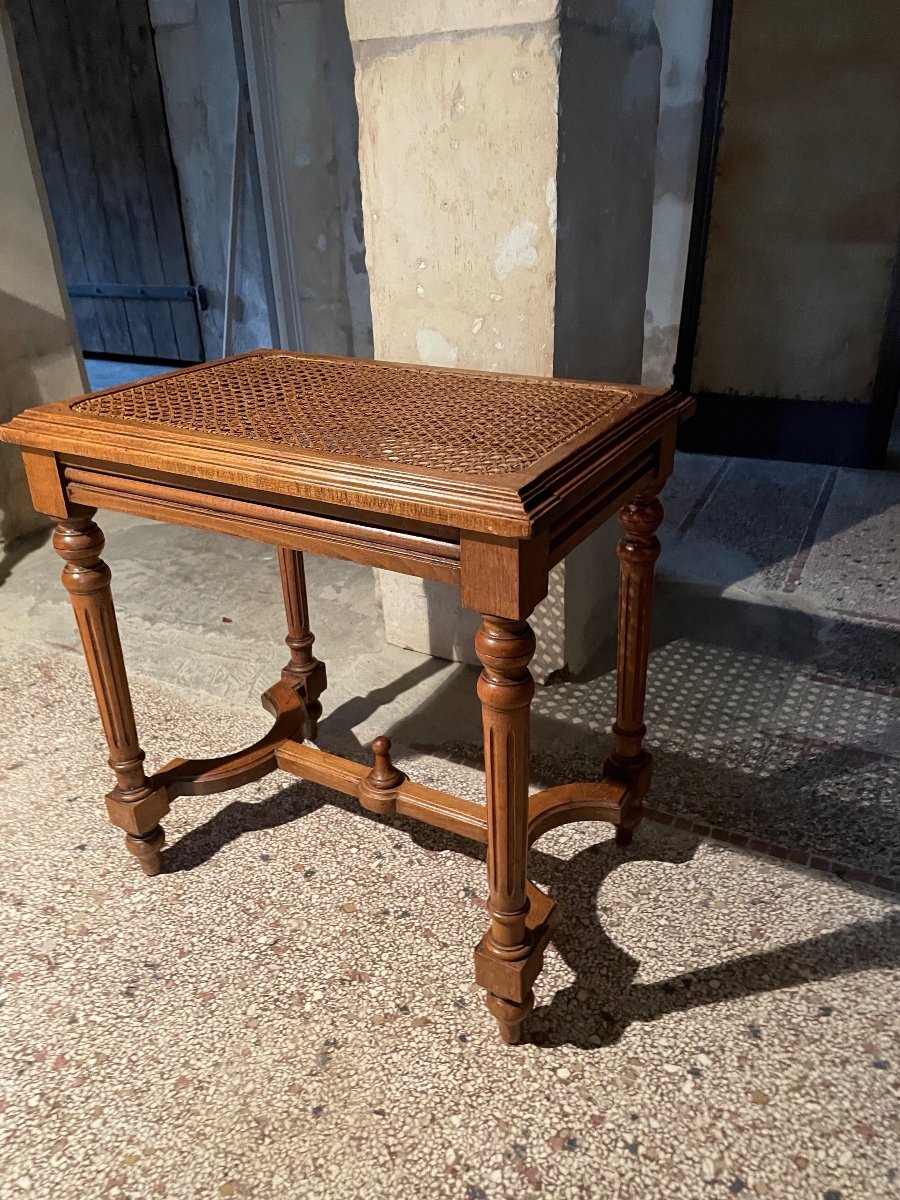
[347,0,663,678]
[350,5,560,376]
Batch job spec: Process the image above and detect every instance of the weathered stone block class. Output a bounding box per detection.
[347,0,661,676]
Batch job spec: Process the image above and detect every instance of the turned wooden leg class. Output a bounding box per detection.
[277,547,327,737]
[54,516,169,875]
[605,488,664,847]
[475,616,535,1044]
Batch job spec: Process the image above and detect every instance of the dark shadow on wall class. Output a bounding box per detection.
[0,289,79,365]
[554,5,661,384]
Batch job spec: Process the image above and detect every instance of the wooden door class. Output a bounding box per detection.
[7,0,203,362]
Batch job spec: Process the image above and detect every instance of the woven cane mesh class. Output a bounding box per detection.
[72,353,636,475]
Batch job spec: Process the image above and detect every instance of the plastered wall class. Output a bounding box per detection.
[0,10,86,544]
[692,0,900,406]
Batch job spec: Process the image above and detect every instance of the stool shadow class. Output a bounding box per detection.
[404,729,900,885]
[527,834,900,1048]
[162,775,900,1050]
[315,656,449,741]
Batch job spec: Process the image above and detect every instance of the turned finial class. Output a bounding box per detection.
[370,736,404,789]
[358,736,406,815]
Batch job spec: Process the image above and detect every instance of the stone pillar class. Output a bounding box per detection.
[0,10,87,546]
[346,1,661,679]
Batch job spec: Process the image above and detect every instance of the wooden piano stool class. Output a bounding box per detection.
[0,350,693,1044]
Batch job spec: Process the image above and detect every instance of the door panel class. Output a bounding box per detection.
[8,0,202,361]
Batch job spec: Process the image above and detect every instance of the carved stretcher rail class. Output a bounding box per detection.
[153,682,309,800]
[137,676,639,1039]
[146,678,636,852]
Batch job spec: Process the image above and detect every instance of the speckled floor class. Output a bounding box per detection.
[1,642,899,1199]
[2,500,899,886]
[1,366,898,1194]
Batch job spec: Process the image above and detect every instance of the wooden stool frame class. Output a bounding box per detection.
[1,350,693,1044]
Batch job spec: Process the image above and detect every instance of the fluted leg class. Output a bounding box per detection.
[605,488,664,847]
[475,616,535,1043]
[54,516,169,875]
[277,547,327,737]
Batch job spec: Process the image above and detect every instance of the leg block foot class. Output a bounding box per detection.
[604,750,652,849]
[105,785,171,836]
[615,822,636,848]
[125,826,165,876]
[474,883,558,1042]
[486,991,534,1044]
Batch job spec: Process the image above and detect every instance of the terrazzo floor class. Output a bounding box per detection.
[0,364,897,1194]
[1,642,899,1199]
